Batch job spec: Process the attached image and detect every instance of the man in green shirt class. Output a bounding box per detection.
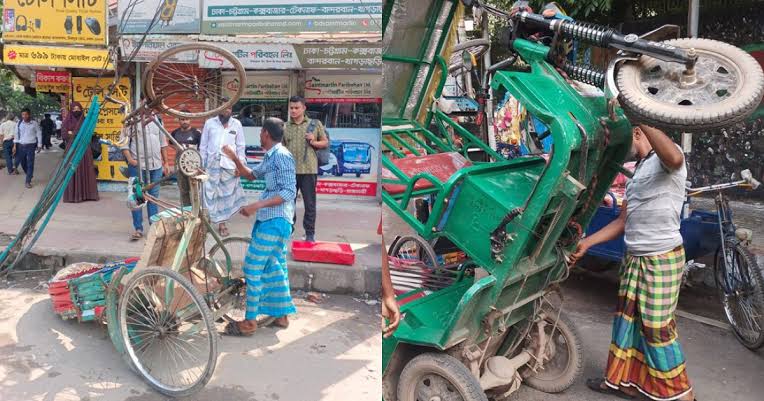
[283,96,328,242]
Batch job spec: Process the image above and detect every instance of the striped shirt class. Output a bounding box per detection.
[624,145,687,256]
[251,143,297,223]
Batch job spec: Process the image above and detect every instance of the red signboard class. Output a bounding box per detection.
[35,71,71,93]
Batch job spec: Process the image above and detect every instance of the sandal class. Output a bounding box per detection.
[222,321,256,337]
[130,230,143,241]
[586,378,635,400]
[259,316,289,329]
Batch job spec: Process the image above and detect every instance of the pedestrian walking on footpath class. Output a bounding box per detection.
[0,113,18,175]
[14,108,42,188]
[55,115,62,140]
[40,113,54,150]
[570,124,696,401]
[220,117,297,336]
[121,120,170,241]
[62,102,99,203]
[283,96,328,242]
[170,111,202,207]
[199,106,247,237]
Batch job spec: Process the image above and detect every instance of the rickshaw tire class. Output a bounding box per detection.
[389,235,440,269]
[714,241,764,350]
[120,268,218,397]
[397,352,488,401]
[616,38,764,131]
[523,310,584,393]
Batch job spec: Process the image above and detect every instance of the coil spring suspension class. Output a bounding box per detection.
[557,21,614,47]
[560,61,606,88]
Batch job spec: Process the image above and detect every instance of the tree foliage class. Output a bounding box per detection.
[0,67,61,117]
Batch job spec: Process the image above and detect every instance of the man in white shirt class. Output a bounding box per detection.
[14,108,42,188]
[120,120,170,240]
[199,106,247,237]
[0,113,18,175]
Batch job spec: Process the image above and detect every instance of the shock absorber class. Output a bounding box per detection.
[559,61,606,88]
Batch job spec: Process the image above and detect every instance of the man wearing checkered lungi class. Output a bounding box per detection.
[571,124,696,401]
[221,117,297,336]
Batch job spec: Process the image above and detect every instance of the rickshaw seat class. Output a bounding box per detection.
[382,152,472,195]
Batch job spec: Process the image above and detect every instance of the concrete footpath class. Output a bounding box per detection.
[0,146,382,295]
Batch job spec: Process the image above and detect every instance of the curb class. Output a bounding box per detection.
[11,247,381,296]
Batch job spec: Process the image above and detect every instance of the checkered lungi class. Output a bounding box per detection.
[605,246,693,401]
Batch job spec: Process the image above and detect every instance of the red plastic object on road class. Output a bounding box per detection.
[291,241,356,266]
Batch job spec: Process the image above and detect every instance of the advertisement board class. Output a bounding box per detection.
[304,73,382,103]
[2,0,107,45]
[73,77,132,181]
[118,0,201,34]
[35,71,71,93]
[3,44,113,70]
[118,35,196,63]
[202,0,382,35]
[198,43,382,70]
[222,72,291,100]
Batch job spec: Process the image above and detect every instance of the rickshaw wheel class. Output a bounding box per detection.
[118,268,218,397]
[521,310,584,394]
[397,353,488,401]
[389,235,440,269]
[714,240,764,350]
[208,236,252,322]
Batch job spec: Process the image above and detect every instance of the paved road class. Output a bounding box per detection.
[0,277,381,401]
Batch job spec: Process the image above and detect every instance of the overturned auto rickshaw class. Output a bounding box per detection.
[381,1,764,400]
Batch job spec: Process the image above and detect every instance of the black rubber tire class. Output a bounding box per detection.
[119,267,218,397]
[388,234,440,269]
[143,43,246,119]
[397,353,488,401]
[714,240,764,350]
[617,38,764,131]
[523,310,584,393]
[208,236,251,322]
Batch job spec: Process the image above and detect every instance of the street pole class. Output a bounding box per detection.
[682,0,700,156]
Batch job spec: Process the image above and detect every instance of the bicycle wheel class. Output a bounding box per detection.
[714,239,764,350]
[448,39,491,74]
[389,235,440,268]
[118,267,218,396]
[208,236,251,322]
[143,43,246,119]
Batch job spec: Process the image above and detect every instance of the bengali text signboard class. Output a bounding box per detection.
[2,0,107,45]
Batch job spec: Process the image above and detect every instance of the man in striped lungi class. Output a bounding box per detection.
[221,117,297,336]
[571,124,696,401]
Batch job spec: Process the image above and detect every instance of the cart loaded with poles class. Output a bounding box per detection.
[381,1,764,400]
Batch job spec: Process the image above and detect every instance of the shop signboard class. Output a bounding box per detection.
[198,43,382,70]
[2,0,107,45]
[35,71,71,93]
[118,35,196,63]
[304,73,382,103]
[201,0,382,35]
[73,77,132,181]
[118,0,201,34]
[3,44,113,70]
[222,72,291,100]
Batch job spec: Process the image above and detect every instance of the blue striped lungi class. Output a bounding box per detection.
[243,217,296,320]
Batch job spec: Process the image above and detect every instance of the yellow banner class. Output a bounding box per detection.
[72,76,131,182]
[3,44,112,69]
[2,0,107,45]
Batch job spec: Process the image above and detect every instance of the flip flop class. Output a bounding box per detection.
[130,231,143,241]
[586,378,635,400]
[222,321,255,337]
[258,316,289,328]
